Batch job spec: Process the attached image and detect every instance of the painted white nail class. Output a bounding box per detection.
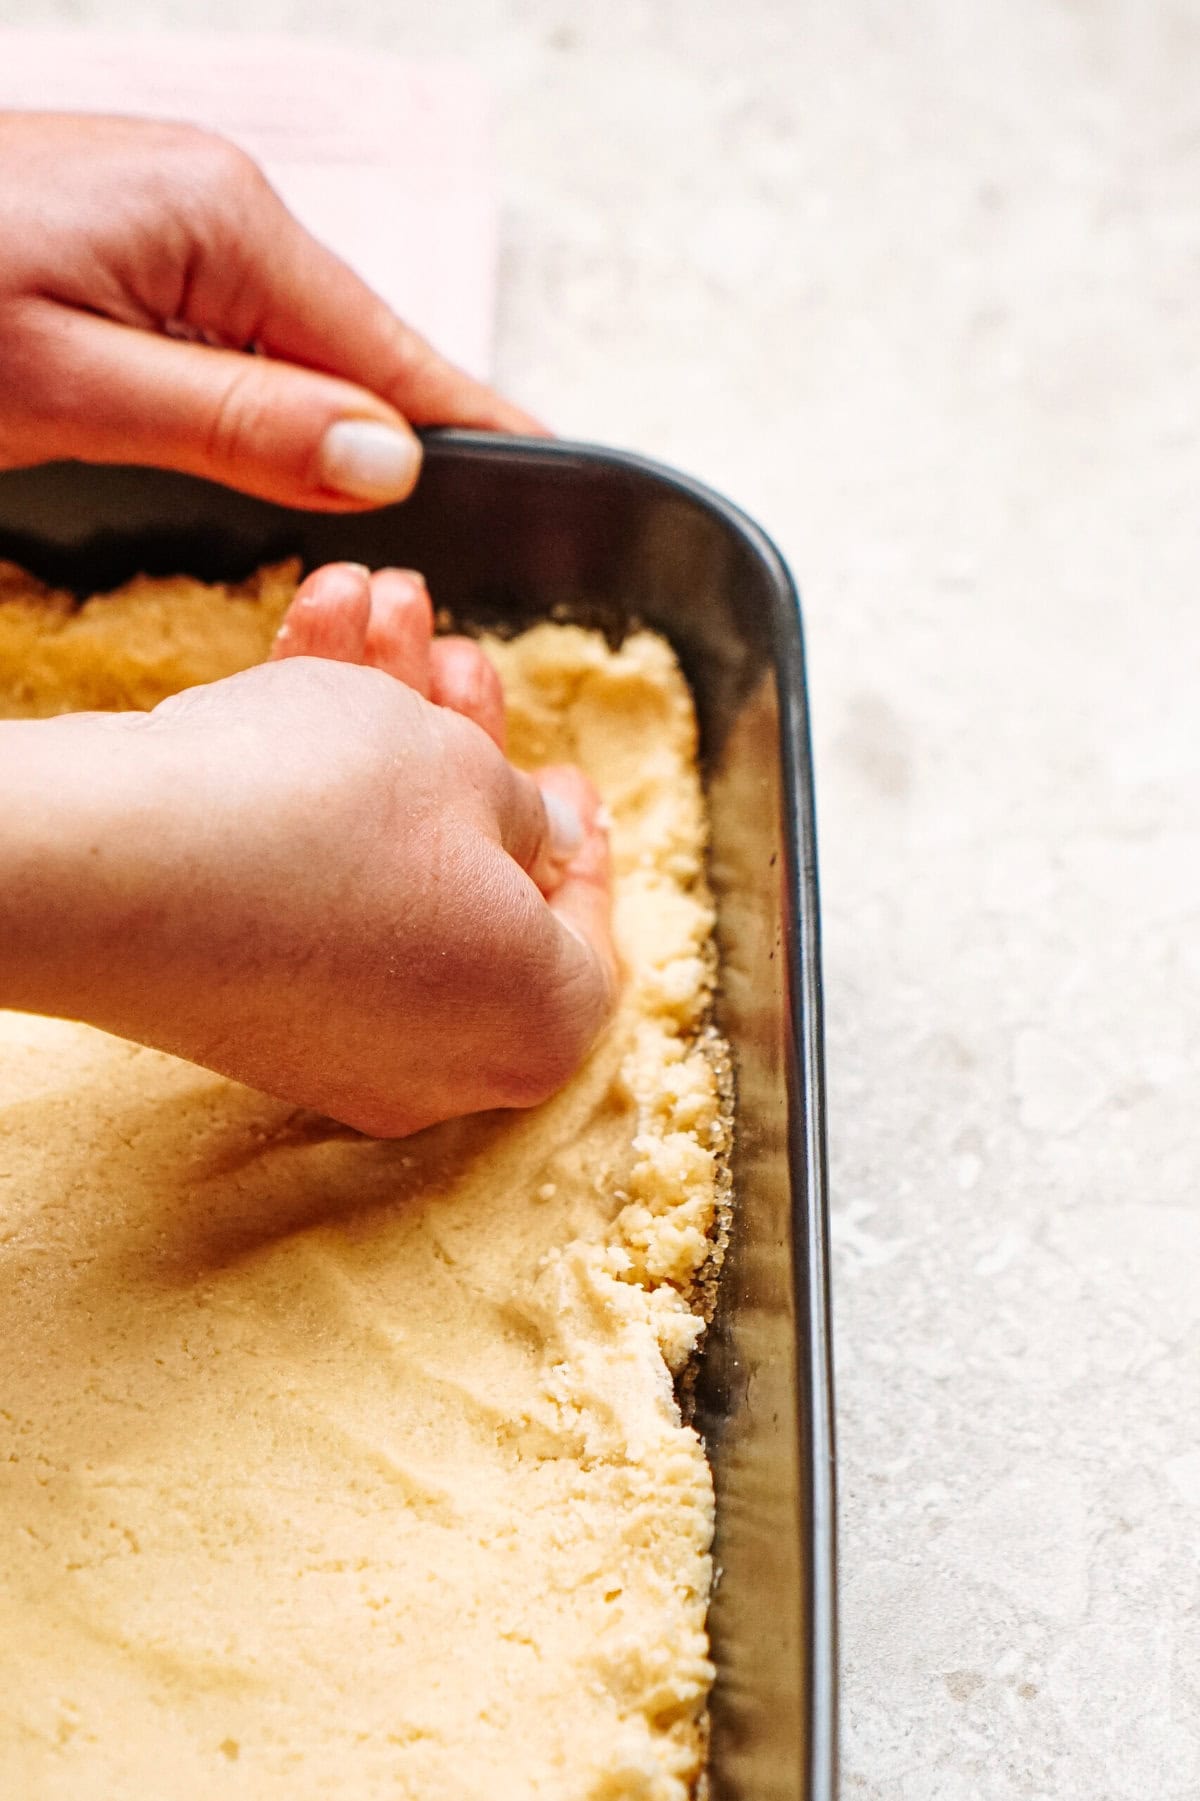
[544,792,584,862]
[318,421,422,501]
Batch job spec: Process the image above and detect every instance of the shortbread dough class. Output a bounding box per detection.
[0,563,724,1800]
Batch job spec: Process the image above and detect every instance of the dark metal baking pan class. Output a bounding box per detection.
[0,432,837,1801]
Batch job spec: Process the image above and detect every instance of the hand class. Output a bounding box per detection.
[0,112,542,509]
[0,569,616,1137]
[270,559,511,752]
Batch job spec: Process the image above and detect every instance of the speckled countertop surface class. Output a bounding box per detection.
[11,1,1200,1794]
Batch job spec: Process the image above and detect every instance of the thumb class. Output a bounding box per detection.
[4,302,424,509]
[532,766,619,1004]
[486,758,619,1011]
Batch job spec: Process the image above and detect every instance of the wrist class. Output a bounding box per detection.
[0,712,168,1021]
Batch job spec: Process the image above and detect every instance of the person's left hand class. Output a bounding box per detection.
[0,112,542,508]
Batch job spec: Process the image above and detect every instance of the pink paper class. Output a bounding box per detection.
[0,31,497,378]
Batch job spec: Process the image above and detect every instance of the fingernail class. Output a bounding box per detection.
[318,421,422,502]
[371,567,426,599]
[296,563,370,606]
[544,792,584,862]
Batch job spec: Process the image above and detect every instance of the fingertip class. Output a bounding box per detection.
[363,568,434,692]
[271,562,372,661]
[316,417,423,503]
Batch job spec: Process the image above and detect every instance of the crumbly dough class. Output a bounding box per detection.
[0,566,724,1800]
[0,560,295,714]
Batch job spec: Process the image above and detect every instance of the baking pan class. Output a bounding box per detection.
[0,432,836,1801]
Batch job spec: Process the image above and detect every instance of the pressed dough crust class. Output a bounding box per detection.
[0,563,725,1800]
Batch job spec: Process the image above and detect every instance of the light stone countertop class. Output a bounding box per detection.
[10,1,1200,1794]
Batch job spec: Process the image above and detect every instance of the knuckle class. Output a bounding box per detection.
[442,706,508,804]
[176,125,263,196]
[162,127,273,257]
[484,945,606,1111]
[204,362,267,471]
[487,1041,575,1112]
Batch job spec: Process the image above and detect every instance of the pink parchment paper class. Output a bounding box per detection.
[0,31,497,378]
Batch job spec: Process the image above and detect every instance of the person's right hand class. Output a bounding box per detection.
[0,568,616,1138]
